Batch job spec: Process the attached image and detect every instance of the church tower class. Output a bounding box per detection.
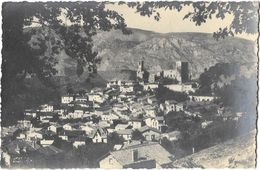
[137,60,145,80]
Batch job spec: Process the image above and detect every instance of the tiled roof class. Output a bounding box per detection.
[88,127,107,138]
[37,145,63,156]
[6,139,41,155]
[115,124,130,129]
[138,126,161,134]
[116,129,133,135]
[155,116,164,121]
[109,143,172,166]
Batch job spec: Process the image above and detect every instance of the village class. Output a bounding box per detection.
[1,61,249,168]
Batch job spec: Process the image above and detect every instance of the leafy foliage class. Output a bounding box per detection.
[108,132,124,146]
[2,2,129,125]
[131,129,145,141]
[155,85,188,103]
[196,63,240,95]
[117,1,258,40]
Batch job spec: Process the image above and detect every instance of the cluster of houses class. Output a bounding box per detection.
[1,79,182,167]
[1,61,234,168]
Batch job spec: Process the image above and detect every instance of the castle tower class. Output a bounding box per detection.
[138,61,144,71]
[176,61,189,83]
[137,60,145,80]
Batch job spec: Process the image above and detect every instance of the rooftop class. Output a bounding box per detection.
[36,145,63,156]
[108,143,173,166]
[116,129,133,135]
[138,126,161,134]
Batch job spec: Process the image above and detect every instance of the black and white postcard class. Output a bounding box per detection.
[1,1,259,169]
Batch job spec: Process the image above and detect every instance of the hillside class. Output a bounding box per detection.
[51,28,256,80]
[172,130,256,168]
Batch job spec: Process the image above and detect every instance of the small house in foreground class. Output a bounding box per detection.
[99,143,173,169]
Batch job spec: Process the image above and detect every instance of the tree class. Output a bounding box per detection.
[196,63,240,95]
[91,115,101,124]
[155,86,188,103]
[131,130,145,141]
[2,2,130,125]
[66,84,74,95]
[108,132,124,146]
[118,1,258,40]
[52,136,73,151]
[78,89,86,96]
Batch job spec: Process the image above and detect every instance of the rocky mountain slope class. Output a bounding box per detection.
[97,29,256,77]
[54,28,257,80]
[172,130,256,168]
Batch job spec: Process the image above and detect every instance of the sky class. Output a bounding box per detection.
[106,3,258,42]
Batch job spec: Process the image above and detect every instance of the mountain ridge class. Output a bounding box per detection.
[26,27,257,81]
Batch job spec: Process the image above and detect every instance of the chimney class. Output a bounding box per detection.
[132,149,138,162]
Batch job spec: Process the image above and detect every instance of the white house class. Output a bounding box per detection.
[63,123,74,131]
[101,113,120,122]
[39,104,54,112]
[144,117,167,132]
[74,100,93,108]
[67,108,84,119]
[138,126,161,141]
[175,103,184,112]
[26,131,43,141]
[40,139,54,147]
[162,69,179,79]
[98,120,111,128]
[1,151,11,167]
[143,83,159,91]
[99,143,173,169]
[48,124,62,134]
[165,100,177,112]
[117,129,133,141]
[88,127,108,143]
[16,133,26,139]
[164,84,195,93]
[162,131,181,141]
[165,100,184,113]
[128,119,143,129]
[115,124,131,131]
[147,96,158,105]
[201,121,213,129]
[72,137,86,148]
[75,96,88,102]
[61,95,74,104]
[24,109,37,118]
[88,94,104,103]
[189,95,218,102]
[144,108,157,118]
[120,85,134,93]
[59,134,69,141]
[17,120,32,129]
[106,80,121,88]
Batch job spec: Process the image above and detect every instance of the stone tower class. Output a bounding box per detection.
[137,60,144,80]
[176,61,189,83]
